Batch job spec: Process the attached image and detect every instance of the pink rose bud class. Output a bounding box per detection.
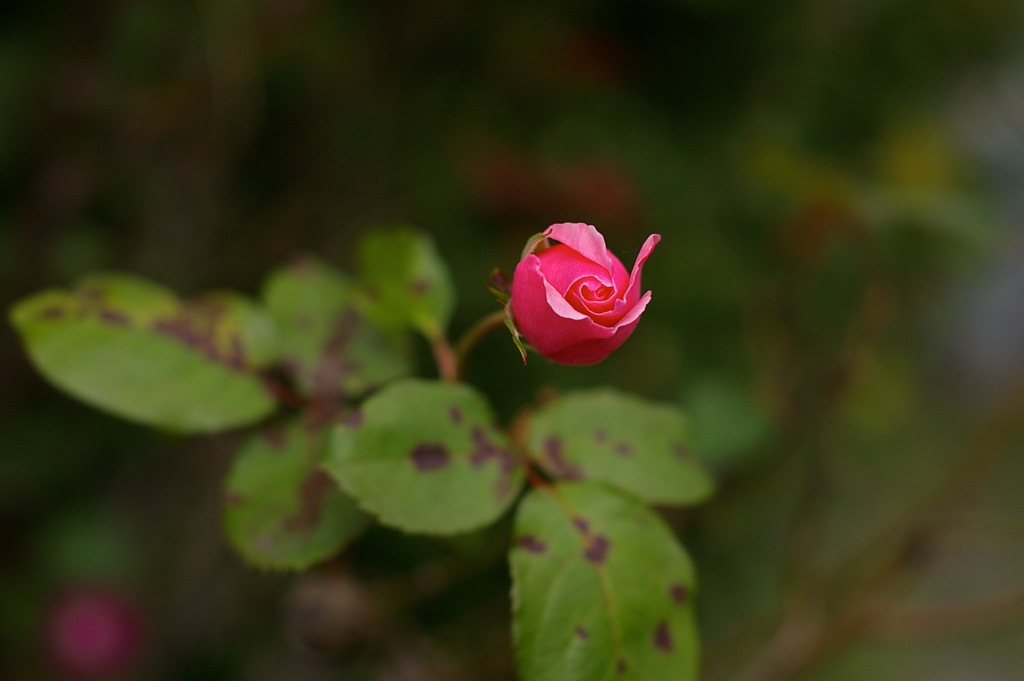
[511,223,660,365]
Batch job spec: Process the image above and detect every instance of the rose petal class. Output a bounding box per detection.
[575,293,629,325]
[621,234,660,306]
[544,223,614,272]
[544,310,646,365]
[536,244,615,294]
[613,289,652,329]
[512,257,614,357]
[542,276,589,321]
[568,277,618,314]
[544,243,630,320]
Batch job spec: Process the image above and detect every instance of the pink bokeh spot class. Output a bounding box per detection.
[46,586,144,679]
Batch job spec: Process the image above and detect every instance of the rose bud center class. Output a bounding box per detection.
[569,277,619,316]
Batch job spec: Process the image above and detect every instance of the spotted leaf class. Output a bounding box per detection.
[9,273,276,433]
[325,379,524,534]
[357,228,455,338]
[262,257,411,398]
[527,389,714,506]
[511,481,699,681]
[224,418,368,570]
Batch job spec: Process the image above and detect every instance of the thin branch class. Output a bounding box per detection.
[453,309,507,381]
[862,583,1024,642]
[727,369,1024,681]
[430,333,458,383]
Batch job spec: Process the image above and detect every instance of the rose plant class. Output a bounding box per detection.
[10,225,714,680]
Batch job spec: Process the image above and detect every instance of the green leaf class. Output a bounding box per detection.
[200,291,281,368]
[9,273,276,433]
[357,228,455,338]
[511,481,699,681]
[262,257,411,398]
[325,378,524,534]
[224,417,369,570]
[526,389,714,506]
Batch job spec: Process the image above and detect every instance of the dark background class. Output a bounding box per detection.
[3,1,1024,679]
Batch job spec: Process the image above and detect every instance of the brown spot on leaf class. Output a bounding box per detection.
[227,333,246,370]
[151,302,255,371]
[575,625,589,640]
[673,442,691,460]
[614,441,633,456]
[152,312,219,361]
[449,406,463,425]
[77,285,104,300]
[616,659,627,676]
[516,535,546,554]
[654,619,673,652]
[593,429,608,442]
[469,427,498,465]
[153,317,200,345]
[262,429,288,449]
[584,534,609,565]
[543,437,583,479]
[284,470,333,532]
[670,583,688,605]
[468,427,521,498]
[410,278,431,295]
[311,309,361,397]
[411,443,450,472]
[40,306,66,320]
[98,308,130,326]
[573,516,590,533]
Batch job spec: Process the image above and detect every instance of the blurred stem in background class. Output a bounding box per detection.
[715,369,1024,681]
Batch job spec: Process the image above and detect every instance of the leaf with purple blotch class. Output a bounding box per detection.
[8,273,276,433]
[357,228,455,339]
[510,481,699,681]
[200,291,281,368]
[224,417,369,570]
[262,257,411,398]
[527,389,714,506]
[325,379,524,534]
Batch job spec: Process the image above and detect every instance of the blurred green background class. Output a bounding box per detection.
[3,1,1024,679]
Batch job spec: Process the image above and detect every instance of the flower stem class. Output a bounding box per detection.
[430,333,458,383]
[453,309,508,381]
